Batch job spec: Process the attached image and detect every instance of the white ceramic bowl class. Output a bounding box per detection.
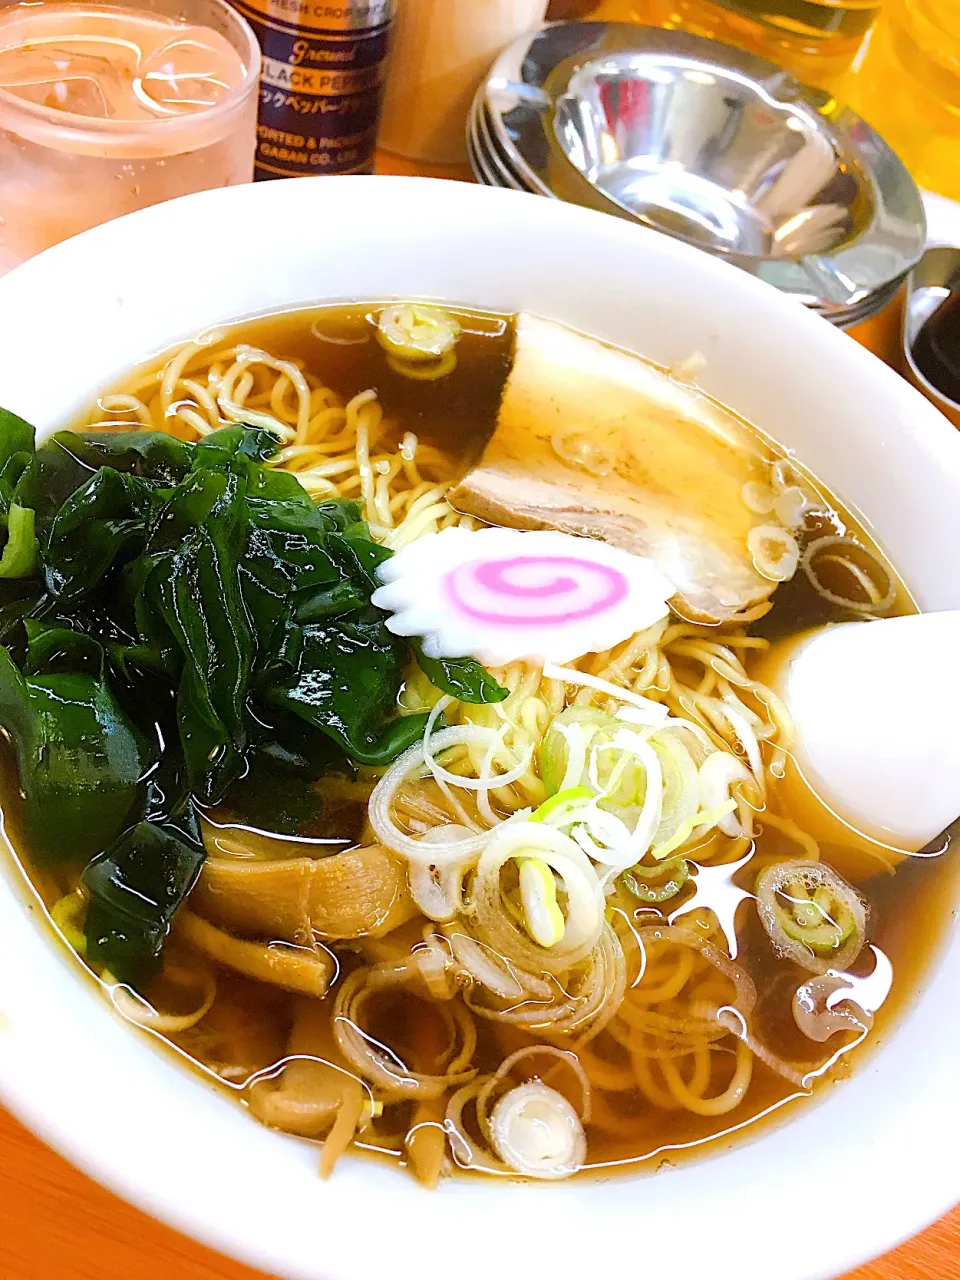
[0,177,956,1280]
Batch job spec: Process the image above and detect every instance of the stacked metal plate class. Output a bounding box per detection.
[467,22,926,329]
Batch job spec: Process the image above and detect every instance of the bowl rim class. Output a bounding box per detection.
[0,175,955,1280]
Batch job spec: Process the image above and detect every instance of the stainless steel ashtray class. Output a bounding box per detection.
[471,23,926,325]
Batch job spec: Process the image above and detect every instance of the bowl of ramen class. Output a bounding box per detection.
[0,176,955,1280]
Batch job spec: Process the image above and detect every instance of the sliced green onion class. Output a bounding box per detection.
[517,856,566,948]
[490,1082,586,1179]
[622,856,690,904]
[647,729,699,851]
[376,304,460,365]
[587,735,646,812]
[477,823,603,971]
[755,859,867,974]
[530,787,593,825]
[541,707,615,795]
[553,721,589,795]
[542,708,751,872]
[0,503,37,579]
[385,349,458,382]
[698,750,752,837]
[582,729,662,867]
[650,798,737,861]
[781,883,856,949]
[748,523,800,583]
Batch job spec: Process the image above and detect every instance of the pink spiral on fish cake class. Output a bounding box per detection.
[444,555,628,627]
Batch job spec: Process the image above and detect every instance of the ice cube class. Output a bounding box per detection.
[138,35,232,115]
[0,45,125,118]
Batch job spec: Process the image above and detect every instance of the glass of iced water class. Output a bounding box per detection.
[0,0,260,272]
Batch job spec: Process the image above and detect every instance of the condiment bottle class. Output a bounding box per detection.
[231,0,395,178]
[842,0,960,201]
[379,0,549,165]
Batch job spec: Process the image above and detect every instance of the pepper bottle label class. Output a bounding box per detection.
[231,0,395,179]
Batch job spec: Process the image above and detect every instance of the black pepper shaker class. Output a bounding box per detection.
[230,0,395,179]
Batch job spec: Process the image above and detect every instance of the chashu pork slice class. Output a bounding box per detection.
[449,314,777,623]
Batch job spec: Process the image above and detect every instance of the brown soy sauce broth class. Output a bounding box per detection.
[2,302,958,1183]
[215,303,514,472]
[751,505,913,640]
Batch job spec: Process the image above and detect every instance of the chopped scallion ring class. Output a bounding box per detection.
[376,303,460,366]
[622,856,690,904]
[517,856,565,948]
[530,787,593,825]
[755,859,867,974]
[490,1082,586,1179]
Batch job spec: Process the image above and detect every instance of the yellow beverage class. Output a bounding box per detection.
[545,1,607,16]
[583,0,667,19]
[842,0,960,200]
[587,0,880,88]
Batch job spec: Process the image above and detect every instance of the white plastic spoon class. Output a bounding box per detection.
[765,611,960,863]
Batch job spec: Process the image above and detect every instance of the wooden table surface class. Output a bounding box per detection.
[2,149,956,1280]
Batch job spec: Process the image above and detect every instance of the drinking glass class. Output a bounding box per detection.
[843,0,960,200]
[0,0,260,272]
[620,0,881,88]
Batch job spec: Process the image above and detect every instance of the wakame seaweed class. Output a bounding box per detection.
[0,417,508,987]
